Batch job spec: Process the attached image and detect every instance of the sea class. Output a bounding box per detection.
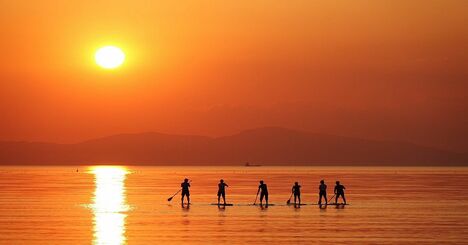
[0,166,467,244]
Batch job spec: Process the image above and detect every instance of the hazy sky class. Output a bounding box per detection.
[0,0,467,152]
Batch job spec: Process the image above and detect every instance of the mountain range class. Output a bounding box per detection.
[0,127,466,165]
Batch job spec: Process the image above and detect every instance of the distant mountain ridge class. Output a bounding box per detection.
[0,127,466,165]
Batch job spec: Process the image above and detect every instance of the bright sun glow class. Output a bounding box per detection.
[95,46,125,69]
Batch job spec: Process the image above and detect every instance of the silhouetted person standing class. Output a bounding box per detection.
[181,178,190,204]
[292,182,301,205]
[334,181,346,204]
[318,180,327,205]
[257,180,269,205]
[217,179,229,205]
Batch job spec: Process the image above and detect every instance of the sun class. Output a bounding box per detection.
[95,46,125,69]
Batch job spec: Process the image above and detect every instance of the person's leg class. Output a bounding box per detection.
[222,193,226,204]
[265,193,269,205]
[294,194,297,204]
[324,193,328,204]
[181,193,185,204]
[336,193,342,203]
[260,193,264,204]
[318,193,322,204]
[217,193,220,204]
[187,194,190,204]
[342,193,346,204]
[298,194,301,205]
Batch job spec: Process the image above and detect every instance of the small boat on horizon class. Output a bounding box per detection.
[245,162,261,167]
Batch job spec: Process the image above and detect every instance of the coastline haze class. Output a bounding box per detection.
[1,127,466,166]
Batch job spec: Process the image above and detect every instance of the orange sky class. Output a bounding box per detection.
[0,0,467,152]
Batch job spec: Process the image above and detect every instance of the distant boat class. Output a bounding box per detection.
[245,162,261,167]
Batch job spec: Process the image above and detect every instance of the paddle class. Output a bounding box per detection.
[253,192,259,205]
[326,194,336,204]
[167,189,181,202]
[286,192,293,204]
[168,180,191,202]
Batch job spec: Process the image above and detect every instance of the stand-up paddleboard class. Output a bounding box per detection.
[210,203,234,206]
[286,203,307,206]
[250,203,275,206]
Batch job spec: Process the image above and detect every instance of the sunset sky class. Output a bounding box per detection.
[0,0,467,153]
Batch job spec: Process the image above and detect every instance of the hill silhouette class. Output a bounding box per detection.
[0,127,466,165]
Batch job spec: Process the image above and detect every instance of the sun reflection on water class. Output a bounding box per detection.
[91,166,129,245]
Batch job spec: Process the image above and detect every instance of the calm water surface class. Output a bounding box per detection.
[0,166,467,244]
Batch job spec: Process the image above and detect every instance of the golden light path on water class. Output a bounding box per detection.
[90,166,129,245]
